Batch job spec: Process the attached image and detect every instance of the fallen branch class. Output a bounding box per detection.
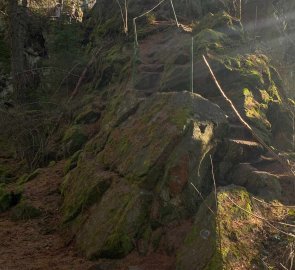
[190,182,215,215]
[226,195,295,239]
[279,263,288,270]
[210,155,222,257]
[68,46,103,103]
[115,0,128,34]
[252,196,295,209]
[0,10,7,17]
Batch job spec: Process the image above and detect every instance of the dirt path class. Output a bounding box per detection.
[0,161,94,270]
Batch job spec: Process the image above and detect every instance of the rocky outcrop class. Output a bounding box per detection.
[59,0,295,268]
[62,91,228,258]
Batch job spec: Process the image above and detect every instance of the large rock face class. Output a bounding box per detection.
[61,92,228,258]
[60,0,295,267]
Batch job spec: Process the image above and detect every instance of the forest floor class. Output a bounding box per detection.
[0,161,174,270]
[0,161,94,270]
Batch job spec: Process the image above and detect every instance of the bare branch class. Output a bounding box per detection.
[202,55,295,179]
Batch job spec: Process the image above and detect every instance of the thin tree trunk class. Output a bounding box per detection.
[7,0,27,103]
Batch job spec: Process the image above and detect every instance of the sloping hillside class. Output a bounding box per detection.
[0,1,294,269]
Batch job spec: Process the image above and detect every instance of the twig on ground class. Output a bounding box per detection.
[279,263,288,270]
[190,182,215,215]
[0,10,7,16]
[253,196,295,209]
[226,195,295,238]
[210,155,223,257]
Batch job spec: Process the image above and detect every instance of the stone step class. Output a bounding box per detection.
[133,72,161,90]
[251,154,276,165]
[216,138,265,182]
[226,138,265,163]
[228,123,252,140]
[227,163,282,200]
[251,154,287,175]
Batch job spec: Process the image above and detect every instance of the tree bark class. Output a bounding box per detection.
[7,0,28,103]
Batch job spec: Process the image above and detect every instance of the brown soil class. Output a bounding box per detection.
[0,161,94,270]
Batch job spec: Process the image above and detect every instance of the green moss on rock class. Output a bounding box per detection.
[194,11,242,35]
[61,91,228,259]
[61,162,113,223]
[18,168,42,184]
[208,53,283,145]
[96,92,227,183]
[11,202,42,221]
[176,186,260,270]
[63,125,87,156]
[99,232,133,258]
[64,150,82,175]
[75,180,152,259]
[74,107,101,125]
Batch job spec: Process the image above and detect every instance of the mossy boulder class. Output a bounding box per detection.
[74,107,101,125]
[83,88,140,156]
[61,91,228,259]
[95,92,227,185]
[196,53,283,145]
[11,202,42,221]
[18,168,42,184]
[61,162,114,223]
[177,186,262,269]
[63,125,88,156]
[64,150,82,175]
[193,11,243,39]
[48,160,56,167]
[75,179,152,259]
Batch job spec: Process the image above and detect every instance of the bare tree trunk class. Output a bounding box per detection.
[7,0,28,103]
